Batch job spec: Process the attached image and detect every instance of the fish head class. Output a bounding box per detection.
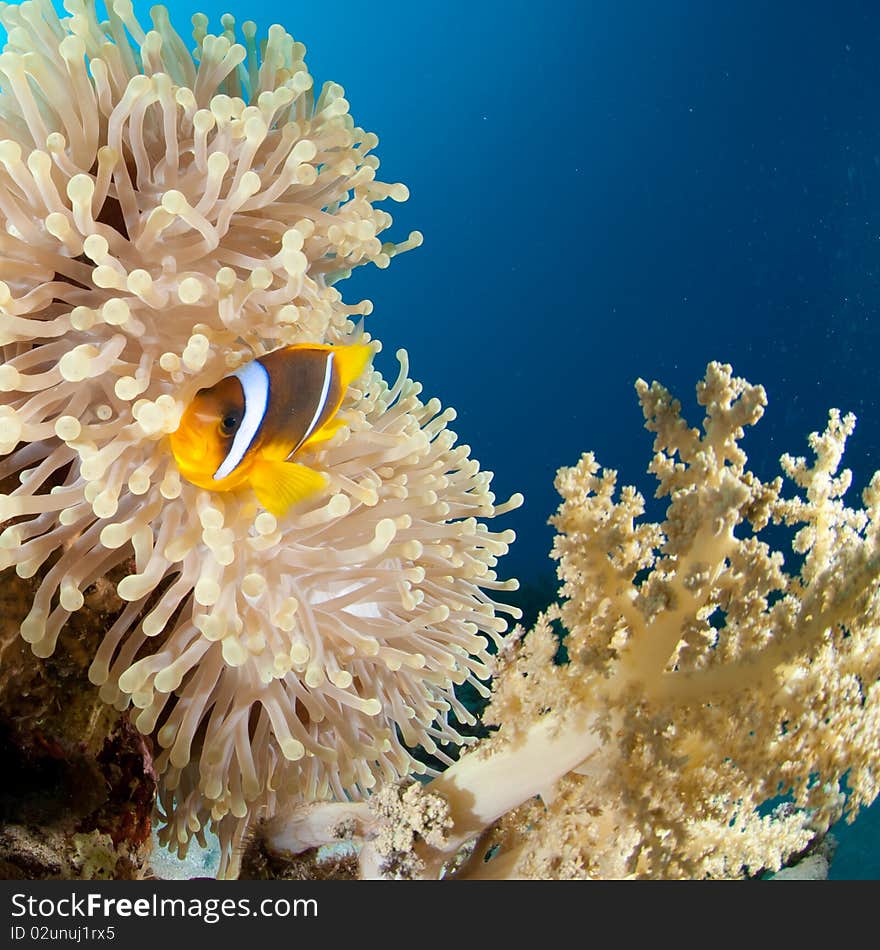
[169,376,246,489]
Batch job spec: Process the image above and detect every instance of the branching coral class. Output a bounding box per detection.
[0,0,521,874]
[265,362,880,879]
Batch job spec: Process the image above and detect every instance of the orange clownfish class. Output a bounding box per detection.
[169,342,372,517]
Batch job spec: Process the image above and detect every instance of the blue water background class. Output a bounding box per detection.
[11,0,880,877]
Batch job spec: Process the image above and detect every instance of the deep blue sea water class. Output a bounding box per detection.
[5,0,880,878]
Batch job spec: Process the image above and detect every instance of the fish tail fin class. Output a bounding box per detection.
[250,458,328,517]
[333,341,374,391]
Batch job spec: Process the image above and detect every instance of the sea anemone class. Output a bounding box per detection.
[0,0,520,872]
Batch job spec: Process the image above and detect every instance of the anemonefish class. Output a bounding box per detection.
[169,342,372,517]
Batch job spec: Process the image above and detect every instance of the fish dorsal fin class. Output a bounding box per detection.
[250,458,328,517]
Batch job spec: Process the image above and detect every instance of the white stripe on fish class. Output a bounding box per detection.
[214,359,270,480]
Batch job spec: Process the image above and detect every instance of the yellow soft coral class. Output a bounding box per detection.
[268,362,880,879]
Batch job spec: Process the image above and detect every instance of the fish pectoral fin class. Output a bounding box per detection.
[250,459,328,517]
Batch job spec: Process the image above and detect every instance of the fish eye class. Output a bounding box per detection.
[219,412,240,435]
